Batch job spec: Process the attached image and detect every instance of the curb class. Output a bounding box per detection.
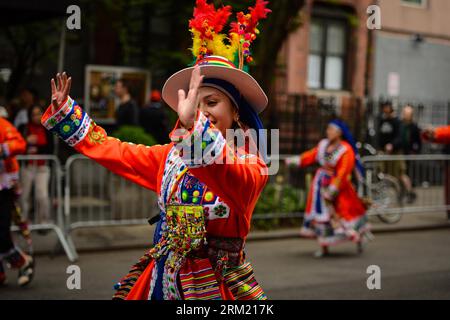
[29,221,450,256]
[246,222,450,242]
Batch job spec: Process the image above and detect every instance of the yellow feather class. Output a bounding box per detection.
[190,29,202,57]
[207,33,238,62]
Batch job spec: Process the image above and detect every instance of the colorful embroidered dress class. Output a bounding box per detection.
[298,139,370,246]
[41,97,268,300]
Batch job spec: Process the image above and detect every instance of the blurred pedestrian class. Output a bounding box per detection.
[396,105,421,203]
[13,87,38,129]
[377,101,401,153]
[286,120,372,257]
[0,117,34,287]
[114,78,139,128]
[140,89,170,144]
[377,102,412,199]
[399,105,421,155]
[0,107,33,245]
[19,105,54,225]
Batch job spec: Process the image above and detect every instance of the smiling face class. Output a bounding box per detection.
[197,86,238,135]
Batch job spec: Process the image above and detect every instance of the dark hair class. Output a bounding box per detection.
[117,78,133,96]
[381,101,393,112]
[21,87,39,99]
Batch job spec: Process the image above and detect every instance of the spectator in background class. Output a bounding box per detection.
[114,78,139,128]
[19,105,54,225]
[398,105,421,155]
[0,117,34,286]
[396,105,421,203]
[377,102,401,153]
[140,89,170,144]
[377,102,417,203]
[13,87,38,129]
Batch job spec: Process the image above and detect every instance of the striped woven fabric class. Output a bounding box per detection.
[112,252,152,300]
[179,258,221,300]
[223,262,267,300]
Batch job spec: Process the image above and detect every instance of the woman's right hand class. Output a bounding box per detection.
[50,72,72,113]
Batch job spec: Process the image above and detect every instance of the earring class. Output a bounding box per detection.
[235,115,244,129]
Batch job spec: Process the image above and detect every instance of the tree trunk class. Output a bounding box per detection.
[252,0,305,127]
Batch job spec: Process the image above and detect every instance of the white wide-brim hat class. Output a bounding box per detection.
[162,55,268,114]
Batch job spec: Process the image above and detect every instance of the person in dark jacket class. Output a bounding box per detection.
[377,102,401,153]
[398,105,421,155]
[377,102,417,203]
[114,79,139,128]
[139,89,170,144]
[397,105,421,202]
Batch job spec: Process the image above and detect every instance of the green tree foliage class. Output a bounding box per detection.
[1,20,62,99]
[111,125,157,146]
[253,182,306,230]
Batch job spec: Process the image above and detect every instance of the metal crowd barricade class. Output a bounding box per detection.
[43,152,449,260]
[252,154,450,223]
[64,154,158,231]
[361,154,450,217]
[12,155,78,262]
[250,154,309,221]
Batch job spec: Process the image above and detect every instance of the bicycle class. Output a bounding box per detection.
[357,142,404,224]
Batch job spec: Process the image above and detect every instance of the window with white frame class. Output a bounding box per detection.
[307,18,347,91]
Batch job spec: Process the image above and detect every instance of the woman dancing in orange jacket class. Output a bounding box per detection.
[41,0,272,300]
[286,120,371,257]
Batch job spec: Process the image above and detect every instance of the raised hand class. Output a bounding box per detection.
[50,72,72,113]
[177,65,204,129]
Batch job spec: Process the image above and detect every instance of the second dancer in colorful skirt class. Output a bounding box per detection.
[286,120,373,257]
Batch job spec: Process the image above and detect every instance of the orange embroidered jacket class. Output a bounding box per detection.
[0,117,26,190]
[434,126,450,144]
[298,139,366,220]
[41,96,268,239]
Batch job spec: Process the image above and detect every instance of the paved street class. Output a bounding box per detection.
[1,228,449,300]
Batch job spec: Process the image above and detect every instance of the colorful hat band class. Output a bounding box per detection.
[195,55,237,69]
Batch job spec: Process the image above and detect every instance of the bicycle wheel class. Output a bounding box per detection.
[369,177,403,224]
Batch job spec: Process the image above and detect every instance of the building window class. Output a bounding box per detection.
[307,18,347,91]
[401,0,427,8]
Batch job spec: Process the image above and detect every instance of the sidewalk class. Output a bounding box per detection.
[15,211,450,256]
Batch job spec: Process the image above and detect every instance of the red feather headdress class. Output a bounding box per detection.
[189,0,271,70]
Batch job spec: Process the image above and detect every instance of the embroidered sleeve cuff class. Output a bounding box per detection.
[41,96,92,147]
[169,111,226,168]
